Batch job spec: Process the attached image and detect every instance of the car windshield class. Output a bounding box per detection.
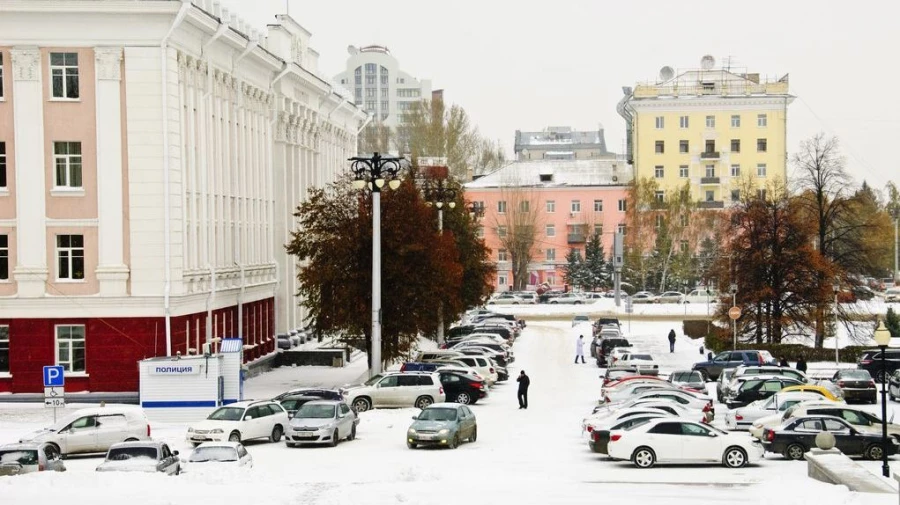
[0,450,38,465]
[840,371,871,380]
[417,408,457,422]
[364,374,384,386]
[106,447,158,461]
[295,404,336,419]
[189,446,238,463]
[207,407,244,421]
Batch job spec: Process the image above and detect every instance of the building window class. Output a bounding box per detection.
[757,163,767,177]
[679,165,689,178]
[56,325,85,372]
[0,234,7,280]
[705,190,715,202]
[617,224,626,235]
[655,141,664,154]
[520,201,530,212]
[364,100,375,112]
[365,88,376,98]
[730,164,741,177]
[497,226,507,238]
[680,240,689,253]
[50,52,79,99]
[380,88,388,99]
[757,114,768,127]
[0,142,6,188]
[618,199,627,212]
[757,189,768,200]
[497,201,507,214]
[680,214,689,227]
[654,166,664,178]
[365,75,375,86]
[594,224,603,236]
[571,200,581,213]
[757,138,767,152]
[654,191,664,203]
[730,139,740,153]
[476,226,484,239]
[705,165,715,178]
[731,115,741,127]
[546,224,555,237]
[705,115,715,128]
[679,140,689,153]
[498,249,508,262]
[655,116,664,129]
[498,273,507,286]
[679,116,689,129]
[56,234,84,280]
[355,75,361,85]
[731,189,741,201]
[0,53,4,99]
[365,63,376,73]
[705,140,716,153]
[546,248,556,261]
[593,200,603,212]
[655,214,664,229]
[380,100,388,112]
[546,200,555,213]
[0,325,7,373]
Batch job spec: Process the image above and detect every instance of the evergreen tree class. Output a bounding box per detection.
[582,233,610,291]
[887,308,900,339]
[563,248,584,290]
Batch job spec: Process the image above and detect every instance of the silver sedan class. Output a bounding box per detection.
[286,400,359,447]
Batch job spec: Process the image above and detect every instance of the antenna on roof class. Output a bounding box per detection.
[722,55,734,71]
[658,66,675,82]
[700,55,716,70]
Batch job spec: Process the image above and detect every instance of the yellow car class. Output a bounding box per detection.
[779,384,844,402]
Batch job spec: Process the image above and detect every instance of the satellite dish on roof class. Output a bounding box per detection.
[347,45,359,56]
[659,66,675,82]
[700,55,716,70]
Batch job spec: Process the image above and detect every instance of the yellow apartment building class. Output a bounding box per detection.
[618,57,794,208]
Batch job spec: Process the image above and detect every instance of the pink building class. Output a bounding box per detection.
[464,159,632,291]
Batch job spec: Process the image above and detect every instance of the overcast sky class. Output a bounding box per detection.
[220,0,898,193]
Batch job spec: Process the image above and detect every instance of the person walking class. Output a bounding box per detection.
[796,356,808,373]
[575,335,586,364]
[667,329,677,353]
[517,370,530,409]
[779,356,789,367]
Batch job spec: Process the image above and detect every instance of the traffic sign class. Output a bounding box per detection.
[44,397,65,408]
[44,387,63,397]
[43,366,65,387]
[728,306,742,320]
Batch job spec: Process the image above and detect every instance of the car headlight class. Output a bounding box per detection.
[408,428,417,434]
[438,429,449,435]
[187,427,194,433]
[210,429,224,434]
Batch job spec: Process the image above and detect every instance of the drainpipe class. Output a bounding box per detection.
[161,0,191,356]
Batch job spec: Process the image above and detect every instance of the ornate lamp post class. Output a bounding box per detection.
[730,283,738,350]
[873,320,892,477]
[349,152,405,376]
[890,206,900,285]
[422,173,458,345]
[833,279,841,366]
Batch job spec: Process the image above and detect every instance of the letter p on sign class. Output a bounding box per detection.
[43,366,65,387]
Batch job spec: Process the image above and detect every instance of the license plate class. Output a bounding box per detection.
[294,431,313,436]
[418,434,436,440]
[191,436,206,440]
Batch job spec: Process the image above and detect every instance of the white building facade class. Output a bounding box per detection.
[0,0,365,393]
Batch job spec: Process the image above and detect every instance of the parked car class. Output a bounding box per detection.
[779,384,844,402]
[751,401,900,441]
[186,441,253,470]
[271,388,343,402]
[720,366,809,400]
[724,392,824,430]
[286,400,358,447]
[593,333,628,363]
[19,406,151,456]
[342,371,445,412]
[415,350,466,362]
[186,400,289,445]
[761,415,898,460]
[692,350,777,381]
[625,389,714,416]
[885,287,900,303]
[488,293,524,305]
[656,291,686,304]
[514,292,538,304]
[857,348,900,382]
[276,334,294,350]
[589,414,670,454]
[601,369,644,386]
[668,370,706,391]
[95,441,180,475]
[716,369,735,403]
[610,352,659,376]
[602,382,677,404]
[550,293,586,304]
[278,395,327,418]
[683,288,719,304]
[572,314,591,327]
[407,403,477,449]
[832,369,877,404]
[438,371,487,405]
[888,369,900,401]
[606,346,633,368]
[583,406,675,433]
[630,293,658,304]
[606,418,763,468]
[0,443,66,476]
[724,376,805,409]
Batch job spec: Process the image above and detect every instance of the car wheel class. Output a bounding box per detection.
[229,431,241,443]
[470,426,478,443]
[550,301,558,304]
[269,425,283,443]
[865,444,885,461]
[455,392,472,404]
[449,433,460,449]
[407,442,417,449]
[631,447,656,468]
[124,437,139,442]
[175,464,181,476]
[353,397,372,413]
[349,424,357,441]
[723,447,748,468]
[574,301,582,305]
[876,370,887,383]
[784,443,806,460]
[415,396,434,409]
[330,430,339,448]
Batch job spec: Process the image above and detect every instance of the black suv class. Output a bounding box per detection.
[595,337,631,367]
[691,350,775,381]
[857,348,900,382]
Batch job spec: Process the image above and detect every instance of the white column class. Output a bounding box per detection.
[93,47,130,296]
[10,47,48,297]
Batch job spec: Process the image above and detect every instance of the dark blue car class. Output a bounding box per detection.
[692,350,776,381]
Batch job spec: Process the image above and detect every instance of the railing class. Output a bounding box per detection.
[700,151,720,159]
[633,81,789,98]
[698,200,725,209]
[567,234,586,244]
[700,177,721,184]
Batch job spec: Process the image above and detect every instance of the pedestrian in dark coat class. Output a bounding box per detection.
[667,329,677,353]
[517,370,530,409]
[779,356,789,367]
[796,356,808,373]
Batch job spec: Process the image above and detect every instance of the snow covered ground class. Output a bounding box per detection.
[0,320,898,504]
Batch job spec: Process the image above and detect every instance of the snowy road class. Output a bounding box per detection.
[0,320,896,504]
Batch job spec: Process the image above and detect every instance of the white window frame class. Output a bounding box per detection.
[705,115,715,128]
[594,224,603,236]
[546,248,556,261]
[498,274,507,286]
[731,164,741,177]
[757,163,767,177]
[546,200,555,213]
[679,116,689,129]
[731,115,741,127]
[618,199,627,212]
[53,141,82,189]
[498,249,508,262]
[546,224,556,237]
[655,116,664,129]
[497,226,507,238]
[520,200,530,212]
[49,52,79,100]
[757,138,767,153]
[617,224,626,235]
[705,165,715,178]
[705,190,715,202]
[757,189,768,200]
[654,166,664,178]
[731,189,741,202]
[593,200,603,212]
[570,200,581,213]
[679,140,689,153]
[56,234,85,281]
[655,141,664,154]
[56,324,85,373]
[679,165,689,178]
[654,191,664,203]
[497,201,507,214]
[476,226,484,239]
[757,114,768,127]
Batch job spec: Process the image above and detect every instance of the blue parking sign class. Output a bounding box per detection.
[43,366,65,387]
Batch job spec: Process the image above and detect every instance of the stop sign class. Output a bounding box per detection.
[728,306,741,320]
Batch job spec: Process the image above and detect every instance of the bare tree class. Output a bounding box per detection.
[493,173,540,291]
[358,122,394,155]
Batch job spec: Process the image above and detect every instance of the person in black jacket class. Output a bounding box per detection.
[796,356,808,373]
[779,356,789,367]
[517,370,530,409]
[667,329,677,353]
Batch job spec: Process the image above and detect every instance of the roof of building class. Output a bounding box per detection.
[514,126,611,154]
[632,68,791,100]
[465,159,630,189]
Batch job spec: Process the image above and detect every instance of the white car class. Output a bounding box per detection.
[630,293,658,304]
[435,365,484,383]
[725,392,823,430]
[683,288,719,304]
[187,442,253,470]
[186,401,290,445]
[286,400,359,447]
[342,371,446,412]
[19,406,151,456]
[657,291,686,304]
[607,347,632,367]
[453,355,498,385]
[607,417,764,468]
[95,441,180,475]
[610,352,660,375]
[625,389,713,413]
[886,287,900,303]
[602,382,677,404]
[549,293,585,304]
[583,407,675,433]
[488,293,524,305]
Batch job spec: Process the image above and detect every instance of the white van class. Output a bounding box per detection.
[19,406,151,456]
[684,289,719,304]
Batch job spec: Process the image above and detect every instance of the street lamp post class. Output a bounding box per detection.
[349,152,405,377]
[730,283,738,350]
[891,207,900,285]
[873,320,892,478]
[833,280,840,366]
[423,175,458,346]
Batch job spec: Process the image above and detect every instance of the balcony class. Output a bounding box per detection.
[700,177,721,185]
[700,151,720,160]
[567,233,586,244]
[698,200,725,209]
